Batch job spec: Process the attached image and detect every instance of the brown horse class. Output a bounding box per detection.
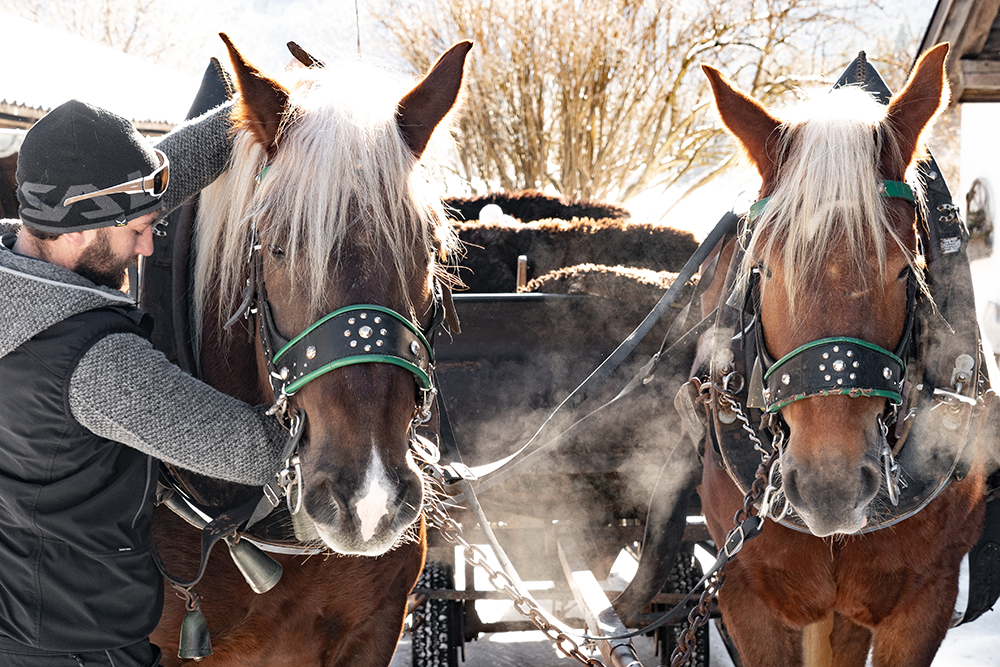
[150,36,470,665]
[697,44,990,666]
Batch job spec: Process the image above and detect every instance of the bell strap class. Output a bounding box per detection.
[152,490,264,590]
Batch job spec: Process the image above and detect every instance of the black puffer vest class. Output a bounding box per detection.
[0,305,163,651]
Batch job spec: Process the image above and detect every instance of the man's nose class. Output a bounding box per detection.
[137,225,154,257]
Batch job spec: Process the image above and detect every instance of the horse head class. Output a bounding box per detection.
[702,45,950,537]
[196,36,469,556]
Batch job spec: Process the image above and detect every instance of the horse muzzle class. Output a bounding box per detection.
[780,428,884,537]
[303,455,424,556]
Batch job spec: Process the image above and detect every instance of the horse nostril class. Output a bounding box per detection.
[858,462,881,506]
[783,468,801,507]
[307,477,349,525]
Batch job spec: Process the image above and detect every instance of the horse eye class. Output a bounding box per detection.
[269,244,285,257]
[897,266,910,280]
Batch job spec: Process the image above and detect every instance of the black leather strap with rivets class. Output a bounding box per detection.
[271,305,433,394]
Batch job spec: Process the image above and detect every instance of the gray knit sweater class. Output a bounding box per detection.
[0,103,287,485]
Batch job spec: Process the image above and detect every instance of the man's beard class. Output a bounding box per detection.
[74,230,135,290]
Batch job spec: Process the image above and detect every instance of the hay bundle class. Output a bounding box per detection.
[455,217,698,293]
[444,190,630,223]
[526,263,697,312]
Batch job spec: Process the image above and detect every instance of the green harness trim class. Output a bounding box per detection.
[762,336,905,413]
[763,336,904,382]
[274,304,432,363]
[284,355,431,395]
[272,304,434,394]
[748,179,915,223]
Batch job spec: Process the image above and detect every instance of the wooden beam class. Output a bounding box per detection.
[918,0,1000,105]
[961,0,1000,55]
[958,58,1000,101]
[0,101,174,134]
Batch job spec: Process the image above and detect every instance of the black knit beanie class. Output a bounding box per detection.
[16,100,163,233]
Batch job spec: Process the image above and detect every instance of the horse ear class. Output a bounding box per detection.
[287,41,325,69]
[220,33,290,156]
[397,41,473,159]
[702,64,782,186]
[883,43,950,176]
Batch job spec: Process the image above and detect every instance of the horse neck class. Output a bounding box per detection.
[199,287,270,405]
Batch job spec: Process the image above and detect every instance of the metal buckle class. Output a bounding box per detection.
[277,455,303,515]
[723,515,763,560]
[417,385,437,423]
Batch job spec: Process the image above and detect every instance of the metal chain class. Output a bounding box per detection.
[422,496,606,667]
[668,391,777,667]
[670,570,725,666]
[418,388,782,667]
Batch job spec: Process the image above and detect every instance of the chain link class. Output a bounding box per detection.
[418,385,780,667]
[667,391,777,667]
[669,571,724,666]
[423,497,606,667]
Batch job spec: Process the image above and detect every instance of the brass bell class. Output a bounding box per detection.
[225,535,283,594]
[178,601,212,660]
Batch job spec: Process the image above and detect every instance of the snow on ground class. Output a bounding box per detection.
[390,545,1000,666]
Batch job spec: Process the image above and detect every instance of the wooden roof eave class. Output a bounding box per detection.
[917,0,1000,104]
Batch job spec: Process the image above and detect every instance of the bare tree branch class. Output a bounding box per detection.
[380,0,893,204]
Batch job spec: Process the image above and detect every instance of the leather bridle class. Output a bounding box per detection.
[225,212,443,428]
[747,179,918,417]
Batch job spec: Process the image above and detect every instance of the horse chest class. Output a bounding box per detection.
[733,488,981,627]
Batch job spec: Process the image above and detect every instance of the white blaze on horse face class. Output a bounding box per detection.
[355,449,392,542]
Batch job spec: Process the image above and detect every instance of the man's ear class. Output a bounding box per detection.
[62,230,91,248]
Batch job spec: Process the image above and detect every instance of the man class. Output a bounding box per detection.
[0,100,288,666]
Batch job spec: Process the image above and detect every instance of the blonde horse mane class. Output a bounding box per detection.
[192,62,459,345]
[739,85,927,314]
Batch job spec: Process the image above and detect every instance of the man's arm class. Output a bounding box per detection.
[153,102,234,217]
[68,332,287,485]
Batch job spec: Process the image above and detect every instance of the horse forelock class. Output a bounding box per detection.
[738,86,925,315]
[193,62,459,341]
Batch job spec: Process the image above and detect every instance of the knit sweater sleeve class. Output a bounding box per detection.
[153,101,234,217]
[68,332,287,485]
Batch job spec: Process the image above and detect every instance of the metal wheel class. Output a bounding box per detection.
[412,561,461,667]
[654,545,709,667]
